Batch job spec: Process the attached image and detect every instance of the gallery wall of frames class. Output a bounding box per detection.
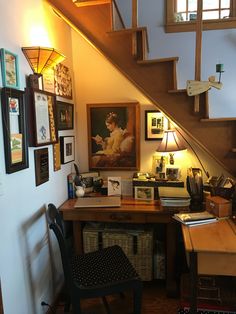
[0,48,74,186]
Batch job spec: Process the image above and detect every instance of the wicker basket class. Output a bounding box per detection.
[83,223,153,281]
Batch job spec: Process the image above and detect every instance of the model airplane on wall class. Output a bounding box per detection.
[187,76,223,96]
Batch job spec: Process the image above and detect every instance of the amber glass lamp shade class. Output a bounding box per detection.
[21,46,65,75]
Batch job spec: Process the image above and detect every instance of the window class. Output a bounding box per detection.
[166,0,236,32]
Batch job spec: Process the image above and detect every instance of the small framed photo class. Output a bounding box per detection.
[42,68,55,94]
[145,110,169,140]
[0,49,20,89]
[60,136,75,164]
[81,171,99,193]
[54,63,72,99]
[108,177,121,196]
[134,186,154,200]
[34,148,49,186]
[166,167,179,181]
[56,101,74,130]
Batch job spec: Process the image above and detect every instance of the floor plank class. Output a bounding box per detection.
[56,281,180,313]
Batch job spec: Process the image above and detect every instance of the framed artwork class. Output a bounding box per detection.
[145,110,169,140]
[108,177,121,196]
[42,68,55,94]
[60,136,75,164]
[27,88,58,147]
[87,102,140,170]
[34,148,49,186]
[1,87,28,173]
[166,167,179,181]
[56,101,74,130]
[0,49,20,89]
[54,63,72,99]
[134,186,154,200]
[53,141,61,171]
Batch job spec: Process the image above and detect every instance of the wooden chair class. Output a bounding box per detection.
[47,203,142,314]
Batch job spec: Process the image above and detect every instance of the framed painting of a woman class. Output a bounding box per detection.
[87,102,140,170]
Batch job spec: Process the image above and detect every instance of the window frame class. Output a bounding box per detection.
[166,0,236,33]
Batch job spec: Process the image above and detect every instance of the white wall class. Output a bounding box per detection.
[0,1,74,313]
[116,0,236,118]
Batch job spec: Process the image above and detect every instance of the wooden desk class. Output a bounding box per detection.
[182,219,236,314]
[59,198,179,297]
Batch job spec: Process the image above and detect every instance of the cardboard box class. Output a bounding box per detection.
[206,195,232,217]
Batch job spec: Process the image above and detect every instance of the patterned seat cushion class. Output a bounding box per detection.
[70,245,140,289]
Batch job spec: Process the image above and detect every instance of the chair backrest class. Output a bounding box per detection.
[47,203,73,288]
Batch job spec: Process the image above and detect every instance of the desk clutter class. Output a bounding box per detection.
[82,223,165,281]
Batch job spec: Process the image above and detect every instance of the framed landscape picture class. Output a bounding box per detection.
[145,110,169,140]
[87,102,140,170]
[56,101,74,130]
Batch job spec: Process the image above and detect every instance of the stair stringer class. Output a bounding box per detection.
[47,0,236,177]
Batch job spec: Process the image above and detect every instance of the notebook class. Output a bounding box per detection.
[74,196,121,208]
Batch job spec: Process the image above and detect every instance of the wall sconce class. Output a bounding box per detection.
[156,129,187,165]
[22,46,65,88]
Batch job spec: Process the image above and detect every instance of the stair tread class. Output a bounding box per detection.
[107,26,148,35]
[168,88,186,93]
[138,57,179,64]
[200,117,236,122]
[73,0,111,7]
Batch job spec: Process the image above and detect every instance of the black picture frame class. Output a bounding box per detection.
[60,136,75,164]
[34,148,49,186]
[56,101,74,130]
[1,87,28,173]
[145,110,169,141]
[26,88,58,147]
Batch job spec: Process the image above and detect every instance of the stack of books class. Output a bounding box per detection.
[173,211,218,226]
[160,197,191,210]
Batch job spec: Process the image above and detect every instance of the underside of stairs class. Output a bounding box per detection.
[47,0,236,177]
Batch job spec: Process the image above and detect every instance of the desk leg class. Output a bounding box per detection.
[73,221,83,254]
[189,251,198,314]
[166,222,178,297]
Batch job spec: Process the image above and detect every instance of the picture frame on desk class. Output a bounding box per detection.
[134,186,154,200]
[145,110,169,141]
[166,167,179,181]
[87,102,140,170]
[1,87,29,173]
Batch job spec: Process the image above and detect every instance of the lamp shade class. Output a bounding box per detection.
[156,129,186,153]
[22,46,65,74]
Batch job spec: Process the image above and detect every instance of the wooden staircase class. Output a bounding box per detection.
[47,0,236,177]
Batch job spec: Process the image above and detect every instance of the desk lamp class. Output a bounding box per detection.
[156,129,187,165]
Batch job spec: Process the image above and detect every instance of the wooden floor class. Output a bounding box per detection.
[56,281,181,314]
